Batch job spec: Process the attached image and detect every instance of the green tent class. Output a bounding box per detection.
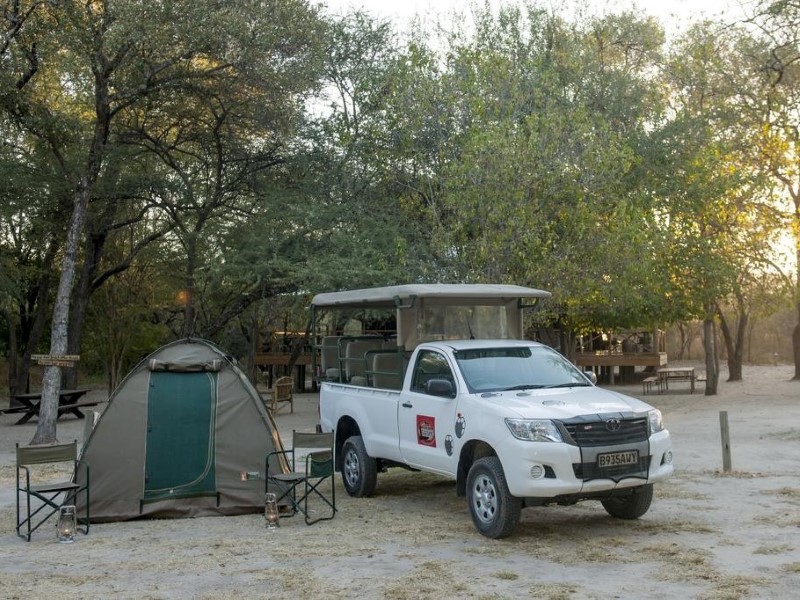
[76,338,287,521]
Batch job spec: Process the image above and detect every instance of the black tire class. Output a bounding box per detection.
[601,484,654,519]
[341,435,377,497]
[466,456,521,539]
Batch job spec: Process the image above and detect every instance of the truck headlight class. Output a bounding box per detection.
[648,409,664,434]
[505,418,563,442]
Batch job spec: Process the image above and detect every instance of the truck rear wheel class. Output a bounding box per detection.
[601,484,653,519]
[341,435,377,497]
[466,456,521,539]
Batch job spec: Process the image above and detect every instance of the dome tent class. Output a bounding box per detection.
[76,338,287,521]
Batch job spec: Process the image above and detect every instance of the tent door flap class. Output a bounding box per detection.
[142,371,218,503]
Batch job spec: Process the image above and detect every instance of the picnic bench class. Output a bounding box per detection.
[641,368,707,395]
[0,389,97,425]
[658,367,696,393]
[642,375,660,395]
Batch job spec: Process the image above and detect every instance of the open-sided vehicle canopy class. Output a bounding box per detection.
[311,284,551,380]
[311,284,550,309]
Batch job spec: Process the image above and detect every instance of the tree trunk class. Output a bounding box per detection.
[677,323,686,360]
[12,238,59,397]
[745,314,756,364]
[717,296,747,382]
[2,308,18,398]
[107,332,128,393]
[559,328,577,362]
[182,233,197,338]
[793,294,800,379]
[733,308,747,380]
[793,238,800,380]
[703,314,719,396]
[63,231,107,389]
[248,313,260,386]
[31,184,92,445]
[793,318,800,380]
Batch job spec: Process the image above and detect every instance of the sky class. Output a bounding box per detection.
[320,0,754,34]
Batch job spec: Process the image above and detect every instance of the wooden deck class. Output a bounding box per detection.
[254,353,313,367]
[254,353,314,392]
[574,352,668,368]
[574,352,668,386]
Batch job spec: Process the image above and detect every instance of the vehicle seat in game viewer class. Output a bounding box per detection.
[345,338,383,385]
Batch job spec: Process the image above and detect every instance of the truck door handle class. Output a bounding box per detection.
[402,402,413,408]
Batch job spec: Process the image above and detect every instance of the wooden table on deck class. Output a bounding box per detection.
[657,367,696,393]
[1,388,96,425]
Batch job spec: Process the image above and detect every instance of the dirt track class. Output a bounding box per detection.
[1,364,798,599]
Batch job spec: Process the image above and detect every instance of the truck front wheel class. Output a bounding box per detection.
[601,484,653,519]
[341,435,377,497]
[466,456,521,539]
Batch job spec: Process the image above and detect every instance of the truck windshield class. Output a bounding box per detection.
[454,346,591,393]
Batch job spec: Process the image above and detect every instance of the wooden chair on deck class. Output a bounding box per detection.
[263,376,294,414]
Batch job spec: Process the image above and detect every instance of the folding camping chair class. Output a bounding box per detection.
[266,431,335,525]
[16,440,90,542]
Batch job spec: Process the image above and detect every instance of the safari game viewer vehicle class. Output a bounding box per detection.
[312,284,674,538]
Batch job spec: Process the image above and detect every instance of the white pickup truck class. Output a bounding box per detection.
[313,285,674,538]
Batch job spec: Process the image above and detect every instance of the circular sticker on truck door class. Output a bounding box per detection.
[445,435,453,456]
[455,415,466,438]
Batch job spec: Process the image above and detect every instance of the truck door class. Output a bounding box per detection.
[398,349,459,475]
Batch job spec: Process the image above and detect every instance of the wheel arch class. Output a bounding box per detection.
[456,439,497,496]
[334,415,361,471]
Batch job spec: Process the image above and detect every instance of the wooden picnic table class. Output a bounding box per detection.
[657,367,696,393]
[1,388,96,425]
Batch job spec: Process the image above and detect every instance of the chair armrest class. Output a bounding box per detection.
[17,464,31,487]
[267,449,293,461]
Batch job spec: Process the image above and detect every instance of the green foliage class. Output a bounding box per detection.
[285,10,437,292]
[1,0,796,385]
[385,6,674,331]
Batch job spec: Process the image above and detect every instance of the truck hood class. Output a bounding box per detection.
[485,386,653,419]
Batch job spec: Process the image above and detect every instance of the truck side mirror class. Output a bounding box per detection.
[425,378,455,398]
[584,370,597,385]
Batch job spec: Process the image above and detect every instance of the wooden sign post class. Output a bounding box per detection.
[719,411,732,472]
[30,354,81,367]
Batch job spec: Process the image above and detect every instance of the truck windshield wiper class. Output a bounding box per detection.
[503,384,547,391]
[544,382,591,388]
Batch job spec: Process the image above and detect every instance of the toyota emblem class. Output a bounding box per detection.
[605,418,621,431]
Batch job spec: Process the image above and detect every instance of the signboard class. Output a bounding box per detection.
[30,354,81,367]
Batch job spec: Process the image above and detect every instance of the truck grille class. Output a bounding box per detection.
[560,417,649,447]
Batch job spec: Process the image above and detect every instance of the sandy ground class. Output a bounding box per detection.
[0,363,799,599]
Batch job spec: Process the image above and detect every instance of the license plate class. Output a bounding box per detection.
[598,450,639,468]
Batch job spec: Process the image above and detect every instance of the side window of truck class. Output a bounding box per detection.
[411,350,454,394]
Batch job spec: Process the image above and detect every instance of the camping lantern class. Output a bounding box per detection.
[56,505,77,543]
[264,493,279,529]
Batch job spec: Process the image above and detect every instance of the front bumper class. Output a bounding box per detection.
[498,429,673,498]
